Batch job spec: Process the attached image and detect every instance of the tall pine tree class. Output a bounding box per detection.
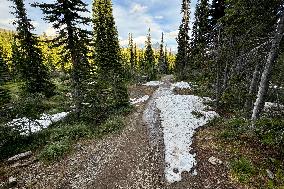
[10,0,54,97]
[33,0,92,115]
[144,28,156,80]
[128,33,135,76]
[175,0,191,80]
[158,32,167,74]
[0,47,10,105]
[92,0,129,114]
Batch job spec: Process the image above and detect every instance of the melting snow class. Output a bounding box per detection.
[143,81,164,87]
[7,112,69,135]
[171,81,191,90]
[130,95,150,105]
[143,78,218,183]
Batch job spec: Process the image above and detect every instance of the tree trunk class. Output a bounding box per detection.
[246,61,261,112]
[251,13,284,124]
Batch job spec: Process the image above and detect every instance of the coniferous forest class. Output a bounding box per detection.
[0,0,284,188]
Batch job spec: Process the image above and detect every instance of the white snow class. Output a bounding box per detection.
[7,112,69,135]
[130,95,150,105]
[156,95,218,183]
[143,77,218,183]
[171,81,191,90]
[143,81,164,86]
[264,102,284,110]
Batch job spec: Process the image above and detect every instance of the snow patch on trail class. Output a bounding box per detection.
[156,95,218,183]
[143,81,164,87]
[143,77,218,183]
[7,112,69,135]
[130,95,150,105]
[171,81,191,90]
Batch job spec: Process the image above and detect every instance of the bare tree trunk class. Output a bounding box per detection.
[251,13,284,124]
[246,61,261,112]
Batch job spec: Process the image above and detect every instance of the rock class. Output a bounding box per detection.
[266,169,274,179]
[208,156,222,165]
[8,176,17,187]
[173,168,179,174]
[7,151,32,163]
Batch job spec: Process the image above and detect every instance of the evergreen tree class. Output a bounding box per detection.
[158,32,167,74]
[10,0,54,97]
[164,45,169,74]
[128,33,135,76]
[134,43,138,71]
[175,0,191,80]
[33,0,92,114]
[211,0,225,27]
[144,28,156,80]
[92,0,129,117]
[0,47,10,105]
[191,0,210,57]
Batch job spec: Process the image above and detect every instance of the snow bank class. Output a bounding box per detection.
[171,81,191,90]
[7,112,69,135]
[130,95,150,105]
[143,81,164,87]
[156,95,218,183]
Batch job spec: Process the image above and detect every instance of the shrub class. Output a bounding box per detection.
[50,123,91,142]
[39,139,71,162]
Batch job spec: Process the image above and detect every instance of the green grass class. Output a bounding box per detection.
[230,156,255,183]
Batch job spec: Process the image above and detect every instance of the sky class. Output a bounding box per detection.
[0,0,198,51]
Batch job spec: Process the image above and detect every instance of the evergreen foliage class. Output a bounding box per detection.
[33,0,92,114]
[158,32,167,74]
[0,47,10,105]
[191,0,210,78]
[89,0,129,122]
[10,0,55,97]
[144,28,156,80]
[175,0,191,80]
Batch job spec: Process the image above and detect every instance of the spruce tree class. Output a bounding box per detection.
[164,45,169,74]
[0,47,10,105]
[10,0,54,97]
[128,33,135,76]
[33,0,92,114]
[191,0,210,57]
[144,28,156,80]
[158,32,167,74]
[211,0,225,27]
[175,0,191,80]
[92,0,129,114]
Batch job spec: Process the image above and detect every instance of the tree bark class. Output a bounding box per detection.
[251,13,284,123]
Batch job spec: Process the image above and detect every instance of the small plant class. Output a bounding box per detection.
[230,156,255,183]
[38,139,71,162]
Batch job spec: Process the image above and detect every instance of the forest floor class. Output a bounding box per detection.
[1,76,263,189]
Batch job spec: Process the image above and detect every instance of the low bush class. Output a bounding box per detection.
[38,139,71,162]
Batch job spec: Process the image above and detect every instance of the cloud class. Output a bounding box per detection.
[154,15,164,20]
[130,3,148,14]
[0,0,199,51]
